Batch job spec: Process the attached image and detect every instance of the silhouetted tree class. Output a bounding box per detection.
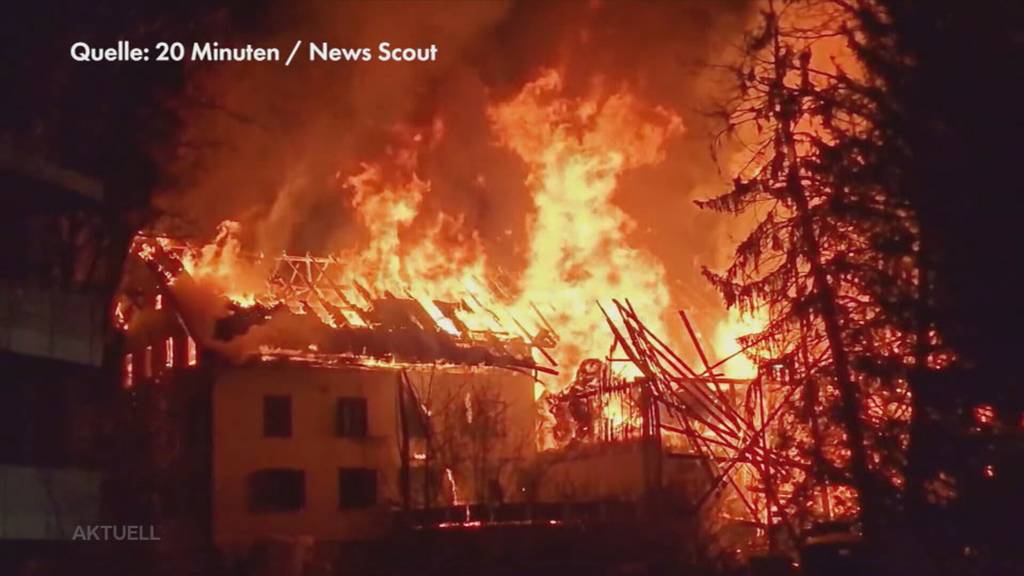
[851,1,1024,572]
[702,0,919,553]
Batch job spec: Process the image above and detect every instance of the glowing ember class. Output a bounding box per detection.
[165,338,174,368]
[187,337,198,366]
[973,404,995,426]
[114,300,129,331]
[445,467,461,507]
[123,354,133,389]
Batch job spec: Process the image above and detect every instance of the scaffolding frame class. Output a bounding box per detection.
[598,299,815,546]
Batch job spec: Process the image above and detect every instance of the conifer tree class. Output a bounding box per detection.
[701,0,919,546]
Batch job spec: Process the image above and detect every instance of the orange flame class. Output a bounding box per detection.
[178,220,263,307]
[151,70,687,388]
[337,127,494,334]
[490,69,684,377]
[712,308,767,379]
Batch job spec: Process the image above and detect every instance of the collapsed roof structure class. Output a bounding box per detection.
[117,229,818,553]
[124,233,559,376]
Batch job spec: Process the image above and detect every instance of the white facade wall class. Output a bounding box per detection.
[212,363,536,546]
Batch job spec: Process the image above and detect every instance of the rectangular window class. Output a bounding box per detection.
[263,395,292,438]
[338,468,377,509]
[186,336,197,366]
[248,468,305,512]
[123,354,133,389]
[165,337,174,368]
[144,346,152,379]
[336,397,368,438]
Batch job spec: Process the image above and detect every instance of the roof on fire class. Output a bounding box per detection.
[123,234,558,375]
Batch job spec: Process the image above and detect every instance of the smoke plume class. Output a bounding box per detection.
[155,0,754,350]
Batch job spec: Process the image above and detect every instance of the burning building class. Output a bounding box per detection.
[113,229,736,574]
[115,232,548,549]
[12,0,1020,573]
[107,57,793,568]
[113,223,788,569]
[103,6,820,568]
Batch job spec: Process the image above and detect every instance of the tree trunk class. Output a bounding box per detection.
[769,20,878,540]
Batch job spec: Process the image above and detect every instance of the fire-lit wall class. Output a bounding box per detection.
[213,364,397,547]
[403,366,538,508]
[212,363,535,547]
[536,442,711,506]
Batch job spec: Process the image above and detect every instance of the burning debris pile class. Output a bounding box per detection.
[546,359,639,443]
[599,301,863,545]
[536,295,864,551]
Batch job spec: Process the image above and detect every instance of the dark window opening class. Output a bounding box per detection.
[248,468,305,512]
[336,397,368,438]
[338,468,377,509]
[263,395,291,438]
